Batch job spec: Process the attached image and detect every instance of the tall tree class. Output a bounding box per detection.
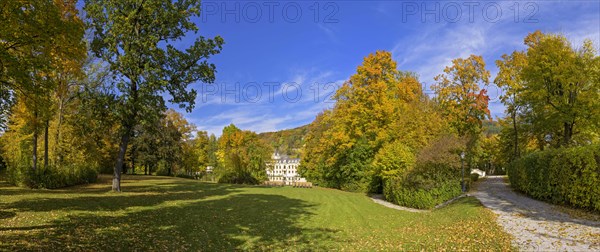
[160,109,195,176]
[432,55,491,136]
[45,0,87,169]
[495,51,527,160]
[193,131,210,172]
[520,31,599,146]
[1,0,85,170]
[84,0,224,191]
[207,133,218,168]
[300,51,443,191]
[217,124,272,184]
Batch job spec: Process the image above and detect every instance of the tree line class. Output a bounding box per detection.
[495,31,599,161]
[298,31,598,209]
[0,0,224,190]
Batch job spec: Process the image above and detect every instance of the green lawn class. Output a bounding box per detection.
[0,175,512,251]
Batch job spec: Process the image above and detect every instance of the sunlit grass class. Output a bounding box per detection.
[0,175,513,250]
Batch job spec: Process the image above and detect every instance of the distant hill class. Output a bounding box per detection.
[483,120,502,135]
[257,121,501,158]
[258,125,309,158]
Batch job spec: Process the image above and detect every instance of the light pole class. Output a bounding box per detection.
[460,152,466,193]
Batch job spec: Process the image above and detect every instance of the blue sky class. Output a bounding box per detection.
[167,0,600,136]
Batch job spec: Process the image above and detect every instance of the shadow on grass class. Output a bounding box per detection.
[0,210,15,220]
[0,175,192,196]
[0,177,338,250]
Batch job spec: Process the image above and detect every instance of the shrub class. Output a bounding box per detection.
[416,135,465,167]
[340,179,369,192]
[199,172,217,182]
[381,135,466,210]
[507,144,600,212]
[470,173,479,182]
[370,141,416,193]
[0,155,6,171]
[7,163,98,189]
[175,173,196,179]
[217,171,260,185]
[383,162,463,209]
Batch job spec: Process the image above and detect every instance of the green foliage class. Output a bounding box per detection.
[193,131,211,169]
[383,161,463,210]
[496,31,600,157]
[507,144,600,212]
[0,154,5,171]
[470,173,480,182]
[217,124,272,185]
[7,163,97,189]
[301,51,445,193]
[154,160,170,177]
[133,109,203,177]
[1,63,118,187]
[0,0,86,173]
[370,141,416,193]
[381,135,466,209]
[84,0,224,191]
[519,32,599,146]
[258,125,308,158]
[432,55,491,136]
[217,171,260,185]
[482,121,503,135]
[207,134,219,168]
[174,173,196,180]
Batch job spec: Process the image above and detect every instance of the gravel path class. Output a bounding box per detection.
[369,194,428,213]
[472,176,600,251]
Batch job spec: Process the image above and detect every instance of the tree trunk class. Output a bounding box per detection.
[55,97,65,165]
[511,110,519,160]
[112,130,131,192]
[131,142,136,175]
[122,162,128,175]
[563,122,573,146]
[44,120,49,169]
[32,130,38,171]
[144,165,147,175]
[32,110,38,171]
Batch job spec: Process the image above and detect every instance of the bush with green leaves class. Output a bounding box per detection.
[7,163,98,189]
[217,171,260,185]
[507,144,600,212]
[0,155,6,172]
[470,173,479,182]
[383,162,463,209]
[369,141,416,193]
[379,135,466,209]
[175,173,196,180]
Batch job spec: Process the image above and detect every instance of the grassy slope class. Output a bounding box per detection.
[0,175,512,251]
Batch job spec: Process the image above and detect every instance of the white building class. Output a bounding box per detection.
[266,151,307,185]
[471,168,486,177]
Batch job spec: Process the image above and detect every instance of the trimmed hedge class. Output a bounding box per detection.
[507,144,600,212]
[383,162,463,210]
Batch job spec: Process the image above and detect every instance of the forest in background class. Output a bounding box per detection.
[257,125,308,158]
